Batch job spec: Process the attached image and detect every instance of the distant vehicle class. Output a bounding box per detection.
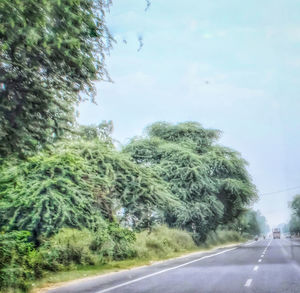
[273,228,281,239]
[254,235,259,241]
[285,234,291,238]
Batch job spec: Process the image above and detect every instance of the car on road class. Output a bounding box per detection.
[254,235,259,241]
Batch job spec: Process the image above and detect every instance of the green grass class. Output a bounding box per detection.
[31,249,201,293]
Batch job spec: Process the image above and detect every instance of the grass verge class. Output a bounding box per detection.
[32,240,244,293]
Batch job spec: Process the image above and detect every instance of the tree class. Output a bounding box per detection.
[290,194,300,218]
[67,140,177,230]
[0,148,106,241]
[229,209,269,236]
[0,139,176,240]
[0,0,112,157]
[288,194,300,234]
[239,210,260,236]
[77,120,114,143]
[277,223,289,234]
[124,122,257,241]
[289,215,300,234]
[255,210,270,234]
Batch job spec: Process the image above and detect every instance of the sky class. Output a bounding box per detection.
[78,0,300,228]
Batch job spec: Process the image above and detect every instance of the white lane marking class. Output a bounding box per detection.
[253,265,259,271]
[263,240,272,254]
[258,259,262,262]
[244,279,252,287]
[95,247,237,293]
[244,241,256,246]
[261,255,264,258]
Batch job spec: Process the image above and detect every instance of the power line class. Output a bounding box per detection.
[260,186,300,196]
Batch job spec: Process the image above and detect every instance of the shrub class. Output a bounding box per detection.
[204,229,244,247]
[39,229,97,271]
[39,225,136,272]
[134,225,196,259]
[107,223,136,260]
[0,231,35,292]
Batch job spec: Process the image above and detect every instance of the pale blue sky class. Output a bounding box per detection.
[78,0,300,228]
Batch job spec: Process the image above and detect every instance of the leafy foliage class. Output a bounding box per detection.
[0,226,136,292]
[228,209,269,236]
[124,122,257,241]
[255,210,270,234]
[0,231,35,291]
[289,215,300,234]
[288,194,300,233]
[134,225,196,259]
[66,140,177,230]
[40,225,135,271]
[0,139,175,240]
[203,229,244,247]
[0,0,112,157]
[290,194,300,218]
[76,120,114,143]
[0,150,106,240]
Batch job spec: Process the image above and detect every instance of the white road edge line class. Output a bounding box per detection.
[244,279,252,287]
[244,241,256,246]
[258,259,262,262]
[261,255,264,258]
[253,265,259,271]
[95,247,238,293]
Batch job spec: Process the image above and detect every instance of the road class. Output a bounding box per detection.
[48,238,300,293]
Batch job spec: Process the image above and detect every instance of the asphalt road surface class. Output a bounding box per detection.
[48,238,300,293]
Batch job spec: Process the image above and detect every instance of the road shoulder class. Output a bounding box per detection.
[33,241,247,293]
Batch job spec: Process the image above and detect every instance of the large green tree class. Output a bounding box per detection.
[290,194,300,217]
[124,122,257,241]
[0,0,112,157]
[0,139,175,240]
[288,194,300,234]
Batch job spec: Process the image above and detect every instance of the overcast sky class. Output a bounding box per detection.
[78,0,300,228]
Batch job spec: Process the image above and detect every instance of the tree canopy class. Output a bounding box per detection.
[0,0,112,157]
[124,122,257,241]
[288,194,300,234]
[0,139,175,240]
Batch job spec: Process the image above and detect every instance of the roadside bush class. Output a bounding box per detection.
[39,229,97,271]
[107,223,136,260]
[204,229,243,247]
[39,225,136,272]
[0,231,35,292]
[134,225,196,259]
